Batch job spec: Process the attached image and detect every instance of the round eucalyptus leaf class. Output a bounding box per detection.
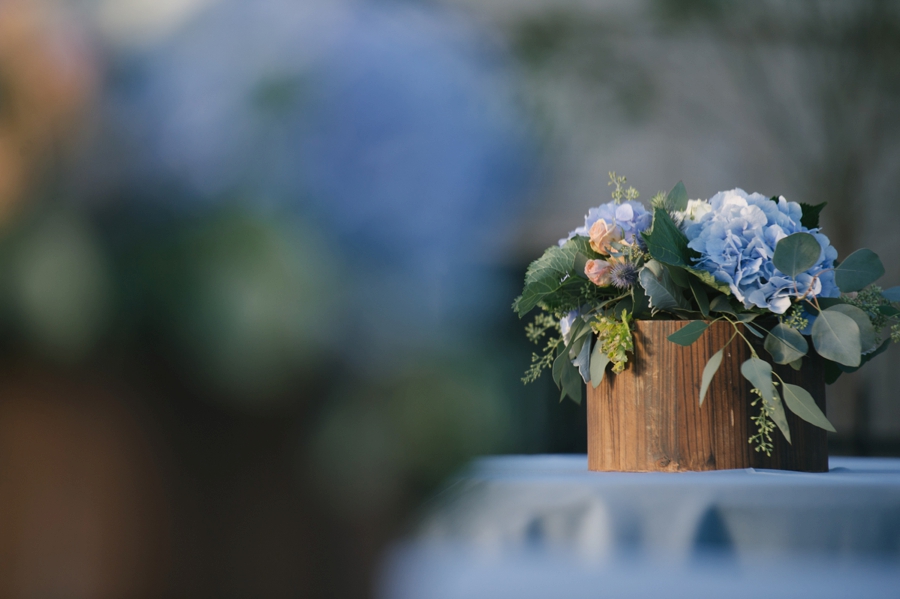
[834,248,885,292]
[764,323,809,364]
[811,309,861,367]
[826,304,878,354]
[773,233,821,277]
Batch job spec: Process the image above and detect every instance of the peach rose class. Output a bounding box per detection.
[584,259,612,287]
[588,219,623,255]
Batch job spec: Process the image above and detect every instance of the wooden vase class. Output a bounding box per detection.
[586,320,828,472]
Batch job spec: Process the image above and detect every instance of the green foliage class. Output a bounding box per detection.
[749,388,776,456]
[699,348,724,406]
[688,277,710,317]
[783,306,809,331]
[650,191,668,210]
[589,340,611,388]
[845,285,898,344]
[826,304,877,354]
[642,208,693,268]
[667,321,709,346]
[740,358,791,443]
[608,171,639,203]
[811,309,861,366]
[639,259,691,313]
[882,286,900,302]
[590,311,634,374]
[834,248,885,292]
[522,313,562,384]
[764,323,809,364]
[573,333,593,382]
[799,202,826,229]
[665,181,689,212]
[772,232,821,277]
[513,237,599,317]
[781,383,836,433]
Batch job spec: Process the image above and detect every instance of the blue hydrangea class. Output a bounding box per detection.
[559,200,652,247]
[683,189,839,314]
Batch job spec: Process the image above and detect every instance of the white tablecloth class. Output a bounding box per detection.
[379,455,900,599]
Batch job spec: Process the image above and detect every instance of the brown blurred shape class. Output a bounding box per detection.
[0,369,170,598]
[0,0,94,221]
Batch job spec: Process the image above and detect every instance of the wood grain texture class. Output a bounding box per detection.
[587,320,828,472]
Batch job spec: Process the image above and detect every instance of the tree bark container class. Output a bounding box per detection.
[587,320,828,472]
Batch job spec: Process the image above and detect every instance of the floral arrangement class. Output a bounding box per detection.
[515,174,900,454]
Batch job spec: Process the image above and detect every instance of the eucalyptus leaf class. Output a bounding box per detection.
[742,321,765,339]
[740,358,791,443]
[811,309,861,367]
[773,232,821,277]
[826,304,877,354]
[559,359,583,404]
[552,345,567,386]
[789,358,803,371]
[882,286,900,302]
[639,260,691,314]
[688,277,710,317]
[837,338,892,374]
[667,321,709,346]
[666,181,689,212]
[781,383,836,433]
[710,295,736,314]
[764,324,809,364]
[834,248,885,292]
[699,349,723,406]
[590,341,610,389]
[573,334,593,384]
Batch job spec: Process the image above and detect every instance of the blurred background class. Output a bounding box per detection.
[0,0,898,596]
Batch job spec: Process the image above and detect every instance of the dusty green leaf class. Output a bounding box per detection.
[699,349,723,406]
[740,358,791,444]
[560,358,583,405]
[689,277,710,317]
[710,295,735,314]
[811,309,861,367]
[826,304,877,354]
[834,248,885,292]
[773,232,821,277]
[764,324,809,364]
[667,321,709,346]
[590,341,610,389]
[781,383,836,433]
[573,334,592,384]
